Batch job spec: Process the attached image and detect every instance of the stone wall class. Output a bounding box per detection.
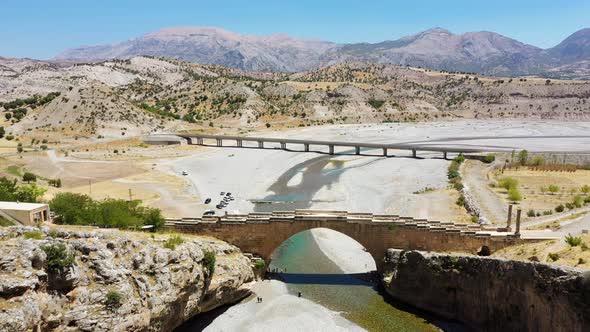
[383,249,590,332]
[0,226,254,332]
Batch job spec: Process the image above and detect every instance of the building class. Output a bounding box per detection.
[0,201,50,226]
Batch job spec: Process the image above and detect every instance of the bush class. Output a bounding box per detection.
[163,235,184,250]
[565,202,575,210]
[527,209,536,217]
[573,195,584,208]
[254,259,266,270]
[581,185,590,194]
[203,250,216,275]
[456,195,465,207]
[531,155,545,166]
[542,210,553,216]
[547,252,560,262]
[548,185,560,194]
[507,187,522,201]
[40,243,75,273]
[454,153,465,164]
[482,154,495,164]
[105,290,123,310]
[518,150,529,166]
[565,234,583,247]
[555,204,565,213]
[23,230,44,240]
[498,177,518,191]
[5,135,14,141]
[584,196,590,204]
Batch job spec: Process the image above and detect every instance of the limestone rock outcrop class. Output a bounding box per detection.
[0,226,254,332]
[383,249,590,332]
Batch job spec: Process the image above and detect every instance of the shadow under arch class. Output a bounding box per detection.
[265,227,378,284]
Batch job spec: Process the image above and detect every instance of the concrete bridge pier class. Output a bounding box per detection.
[237,139,243,147]
[329,145,335,155]
[443,151,448,160]
[280,142,287,150]
[196,138,204,145]
[258,141,264,148]
[412,149,417,158]
[355,146,361,155]
[382,148,388,157]
[304,143,310,152]
[216,139,223,147]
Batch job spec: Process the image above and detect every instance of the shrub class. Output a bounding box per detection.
[482,154,495,164]
[367,99,385,109]
[47,229,60,238]
[584,196,590,204]
[456,195,465,207]
[454,153,465,164]
[565,202,575,210]
[542,210,553,216]
[105,290,123,310]
[507,187,522,201]
[254,259,266,270]
[555,204,565,213]
[265,123,271,128]
[527,209,536,217]
[163,235,184,250]
[531,155,545,166]
[23,230,44,240]
[565,234,583,247]
[573,195,584,208]
[203,250,216,275]
[547,252,560,262]
[5,135,14,141]
[581,185,590,194]
[447,169,460,179]
[498,177,518,191]
[548,185,560,194]
[40,243,75,273]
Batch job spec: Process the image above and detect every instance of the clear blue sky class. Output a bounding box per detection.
[1,0,589,59]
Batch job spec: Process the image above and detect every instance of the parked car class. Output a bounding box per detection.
[220,192,225,196]
[182,170,188,176]
[216,205,222,209]
[226,192,232,196]
[204,210,215,215]
[204,198,211,204]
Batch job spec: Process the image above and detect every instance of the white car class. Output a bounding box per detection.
[182,170,188,176]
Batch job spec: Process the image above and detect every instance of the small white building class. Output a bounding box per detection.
[0,201,50,226]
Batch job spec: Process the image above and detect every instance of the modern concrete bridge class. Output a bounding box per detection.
[175,133,509,158]
[165,210,531,270]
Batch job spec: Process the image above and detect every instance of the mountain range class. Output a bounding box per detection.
[55,26,590,79]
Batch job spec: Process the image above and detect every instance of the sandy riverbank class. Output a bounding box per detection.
[203,280,365,332]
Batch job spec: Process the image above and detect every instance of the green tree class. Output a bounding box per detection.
[40,243,76,273]
[548,185,560,194]
[140,207,165,231]
[507,187,522,201]
[22,172,37,183]
[518,150,529,166]
[0,126,5,138]
[49,192,97,225]
[15,184,47,203]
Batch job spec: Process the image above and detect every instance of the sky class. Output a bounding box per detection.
[1,0,589,59]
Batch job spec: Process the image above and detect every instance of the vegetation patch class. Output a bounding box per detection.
[163,235,184,250]
[203,249,216,275]
[40,243,76,273]
[23,230,44,240]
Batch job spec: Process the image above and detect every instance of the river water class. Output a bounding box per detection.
[268,230,457,331]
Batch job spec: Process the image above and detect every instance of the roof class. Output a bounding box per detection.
[0,201,48,211]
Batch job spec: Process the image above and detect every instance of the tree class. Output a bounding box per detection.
[50,192,97,225]
[140,207,165,231]
[40,243,75,273]
[548,185,560,194]
[22,172,37,183]
[17,143,23,153]
[0,126,5,138]
[518,150,529,166]
[507,187,522,201]
[16,184,47,203]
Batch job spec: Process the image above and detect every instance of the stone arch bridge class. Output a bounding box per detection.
[165,210,525,270]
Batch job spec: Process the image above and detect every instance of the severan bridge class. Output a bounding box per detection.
[165,210,530,270]
[174,133,510,159]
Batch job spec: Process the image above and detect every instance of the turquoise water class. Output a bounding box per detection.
[269,230,455,332]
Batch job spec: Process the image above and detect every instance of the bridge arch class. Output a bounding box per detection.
[167,211,523,271]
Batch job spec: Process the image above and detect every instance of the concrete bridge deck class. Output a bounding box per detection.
[164,210,539,270]
[175,133,509,158]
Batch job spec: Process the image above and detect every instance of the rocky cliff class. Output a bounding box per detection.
[0,226,255,331]
[383,249,590,332]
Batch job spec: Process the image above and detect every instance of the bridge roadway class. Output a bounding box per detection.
[176,133,510,158]
[164,210,535,270]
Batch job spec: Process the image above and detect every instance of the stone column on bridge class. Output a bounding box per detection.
[515,208,522,237]
[258,141,264,148]
[382,148,388,157]
[304,143,310,152]
[412,149,417,158]
[329,145,335,155]
[197,137,204,145]
[506,204,513,231]
[280,142,286,150]
[216,138,223,147]
[237,139,242,147]
[355,146,361,155]
[443,151,448,160]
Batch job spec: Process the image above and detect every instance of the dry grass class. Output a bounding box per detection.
[493,234,590,269]
[489,167,590,215]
